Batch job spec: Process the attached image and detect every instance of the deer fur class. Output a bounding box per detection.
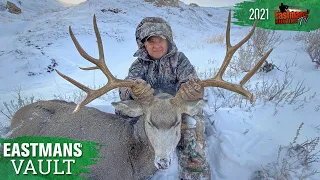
[9,94,205,180]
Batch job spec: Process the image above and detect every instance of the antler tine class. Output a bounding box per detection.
[198,48,273,103]
[93,14,104,63]
[69,15,116,82]
[79,66,99,70]
[240,48,273,86]
[216,10,258,79]
[172,10,273,105]
[56,69,91,93]
[55,69,111,113]
[199,10,272,103]
[69,26,98,66]
[91,14,117,82]
[57,15,135,113]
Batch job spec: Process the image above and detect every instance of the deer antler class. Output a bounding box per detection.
[172,10,273,104]
[56,15,135,113]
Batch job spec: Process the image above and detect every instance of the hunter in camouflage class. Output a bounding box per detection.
[118,17,211,179]
[119,17,198,100]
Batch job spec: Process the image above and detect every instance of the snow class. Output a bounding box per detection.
[0,0,319,179]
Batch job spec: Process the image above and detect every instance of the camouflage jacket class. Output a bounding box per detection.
[119,17,199,101]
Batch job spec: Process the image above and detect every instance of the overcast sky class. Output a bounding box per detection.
[180,0,246,7]
[58,0,246,7]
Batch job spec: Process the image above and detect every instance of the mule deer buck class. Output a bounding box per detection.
[9,11,272,179]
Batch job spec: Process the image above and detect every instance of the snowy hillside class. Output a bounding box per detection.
[0,0,319,179]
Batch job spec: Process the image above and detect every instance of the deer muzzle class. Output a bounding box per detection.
[154,156,172,171]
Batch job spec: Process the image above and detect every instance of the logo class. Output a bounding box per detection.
[275,3,310,25]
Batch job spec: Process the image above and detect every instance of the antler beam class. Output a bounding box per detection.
[173,10,273,104]
[56,15,135,112]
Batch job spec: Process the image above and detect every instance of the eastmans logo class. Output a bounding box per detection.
[0,136,101,179]
[275,3,310,25]
[233,0,318,31]
[2,143,82,175]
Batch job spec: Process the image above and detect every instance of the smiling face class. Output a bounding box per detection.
[144,36,168,59]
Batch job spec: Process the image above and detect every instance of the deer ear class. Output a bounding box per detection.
[111,100,143,117]
[182,99,207,116]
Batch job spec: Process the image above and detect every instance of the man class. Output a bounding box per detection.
[118,17,211,179]
[279,3,289,12]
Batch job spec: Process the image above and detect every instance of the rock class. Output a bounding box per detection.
[189,3,199,7]
[6,1,21,14]
[144,0,179,7]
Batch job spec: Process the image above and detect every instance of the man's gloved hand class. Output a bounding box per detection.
[180,78,204,101]
[131,79,154,102]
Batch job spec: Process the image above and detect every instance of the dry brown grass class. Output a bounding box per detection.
[206,33,225,44]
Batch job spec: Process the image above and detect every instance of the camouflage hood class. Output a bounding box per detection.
[134,17,178,60]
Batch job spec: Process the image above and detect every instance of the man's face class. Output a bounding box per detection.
[144,36,168,59]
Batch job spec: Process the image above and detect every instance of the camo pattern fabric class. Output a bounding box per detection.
[178,114,212,180]
[117,17,211,179]
[118,17,198,101]
[135,17,174,49]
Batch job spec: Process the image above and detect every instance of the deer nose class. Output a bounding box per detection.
[154,157,171,170]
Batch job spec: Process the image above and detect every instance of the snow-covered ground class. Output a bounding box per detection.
[0,0,319,179]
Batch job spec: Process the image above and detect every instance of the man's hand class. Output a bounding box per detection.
[131,79,154,102]
[180,78,204,101]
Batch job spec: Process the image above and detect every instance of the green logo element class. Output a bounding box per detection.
[0,136,103,180]
[233,0,320,31]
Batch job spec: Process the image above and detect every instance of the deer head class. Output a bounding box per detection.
[111,93,206,170]
[56,11,272,170]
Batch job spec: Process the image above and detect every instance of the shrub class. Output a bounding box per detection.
[52,91,86,104]
[295,30,320,68]
[252,122,320,180]
[230,28,282,73]
[206,33,225,45]
[0,87,41,120]
[199,58,313,112]
[251,28,282,58]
